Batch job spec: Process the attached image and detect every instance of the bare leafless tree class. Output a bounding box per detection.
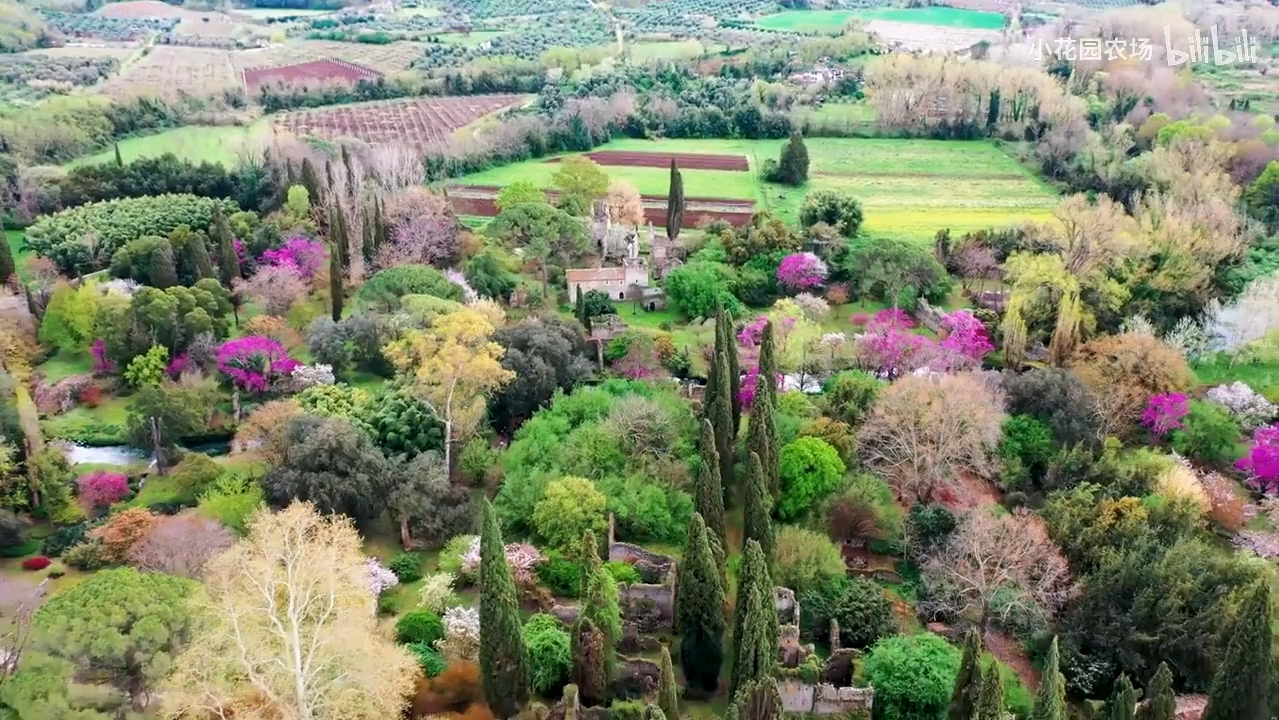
[0,577,47,688]
[921,508,1076,633]
[129,514,235,579]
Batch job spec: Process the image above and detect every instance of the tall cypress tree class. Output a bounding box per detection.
[948,630,983,720]
[711,352,734,493]
[579,530,620,692]
[975,661,1005,720]
[746,322,780,496]
[187,232,216,281]
[657,645,680,720]
[329,241,343,321]
[696,419,727,557]
[674,513,725,694]
[732,678,783,720]
[742,451,774,565]
[149,241,179,289]
[0,233,17,285]
[729,539,778,701]
[478,498,531,718]
[1031,637,1066,720]
[1108,674,1137,720]
[211,206,240,287]
[1137,663,1174,720]
[329,205,349,271]
[299,158,323,208]
[1203,582,1272,720]
[362,201,377,264]
[666,159,684,242]
[113,142,123,168]
[719,309,741,433]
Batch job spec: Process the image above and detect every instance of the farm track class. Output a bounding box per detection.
[545,150,751,171]
[447,185,755,228]
[275,94,523,149]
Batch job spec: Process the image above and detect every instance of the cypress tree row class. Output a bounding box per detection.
[746,322,780,495]
[1137,663,1175,720]
[299,158,323,207]
[743,451,774,565]
[674,513,725,695]
[478,499,531,718]
[0,232,17,285]
[948,630,983,720]
[1203,582,1272,720]
[657,645,680,720]
[666,159,684,242]
[212,206,240,287]
[1108,675,1137,720]
[1031,637,1066,720]
[975,661,1005,720]
[695,420,727,557]
[711,352,734,494]
[329,241,343,322]
[729,539,779,701]
[721,311,741,433]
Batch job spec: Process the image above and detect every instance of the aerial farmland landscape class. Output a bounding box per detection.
[5,0,1279,718]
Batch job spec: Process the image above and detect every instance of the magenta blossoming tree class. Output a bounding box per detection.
[855,310,932,378]
[260,236,327,280]
[78,471,129,511]
[216,336,299,393]
[777,252,829,293]
[166,353,191,379]
[90,339,116,374]
[936,311,995,371]
[1141,393,1190,437]
[1239,425,1279,494]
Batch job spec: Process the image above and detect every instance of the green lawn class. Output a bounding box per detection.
[754,7,1005,33]
[68,120,274,169]
[1195,355,1279,391]
[42,395,131,446]
[4,229,33,281]
[37,351,94,383]
[449,137,1058,242]
[626,39,710,62]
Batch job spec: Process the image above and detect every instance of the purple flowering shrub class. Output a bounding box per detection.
[216,336,299,393]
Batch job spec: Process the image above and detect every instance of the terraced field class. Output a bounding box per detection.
[450,137,1058,241]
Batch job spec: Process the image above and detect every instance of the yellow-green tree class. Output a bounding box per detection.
[37,280,99,354]
[163,503,418,720]
[385,307,515,475]
[551,156,609,216]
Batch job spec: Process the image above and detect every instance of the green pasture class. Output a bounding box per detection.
[436,30,510,47]
[450,137,1058,242]
[68,120,275,169]
[236,7,335,18]
[754,6,1005,33]
[626,39,712,62]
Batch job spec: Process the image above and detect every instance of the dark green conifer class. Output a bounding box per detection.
[657,645,680,720]
[1031,637,1066,720]
[731,678,783,720]
[186,231,216,281]
[948,630,983,720]
[711,352,734,494]
[746,322,780,495]
[579,532,620,691]
[113,142,123,167]
[0,232,17,285]
[719,309,741,432]
[666,159,684,242]
[149,241,179,289]
[695,419,727,556]
[729,540,778,700]
[1108,674,1137,720]
[975,661,1005,720]
[1203,582,1272,720]
[1136,663,1175,720]
[329,240,343,322]
[742,451,774,565]
[775,131,809,186]
[478,498,531,718]
[674,513,725,694]
[299,158,323,207]
[211,206,240,287]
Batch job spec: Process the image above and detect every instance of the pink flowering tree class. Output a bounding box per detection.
[1141,393,1190,437]
[936,311,995,371]
[78,471,129,512]
[854,309,934,378]
[260,236,327,280]
[165,353,190,379]
[216,336,299,393]
[735,315,788,409]
[777,252,829,293]
[1239,425,1279,494]
[90,339,116,374]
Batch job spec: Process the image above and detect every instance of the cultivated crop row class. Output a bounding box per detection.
[275,94,523,148]
[244,59,381,91]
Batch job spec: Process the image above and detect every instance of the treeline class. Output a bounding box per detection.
[256,72,545,114]
[0,95,196,166]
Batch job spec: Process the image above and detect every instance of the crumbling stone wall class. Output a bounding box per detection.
[778,679,874,715]
[607,515,677,626]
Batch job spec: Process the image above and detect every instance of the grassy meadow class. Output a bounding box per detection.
[754,7,1006,33]
[68,120,275,169]
[449,137,1059,242]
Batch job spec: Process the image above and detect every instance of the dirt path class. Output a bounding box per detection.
[984,631,1040,690]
